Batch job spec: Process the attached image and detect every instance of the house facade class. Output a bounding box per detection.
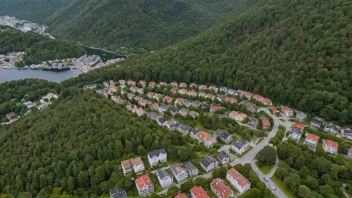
[323,139,338,155]
[156,169,173,189]
[232,139,250,155]
[170,164,189,182]
[303,133,320,148]
[121,159,133,175]
[183,161,199,176]
[135,174,154,196]
[226,168,251,194]
[147,148,167,167]
[211,178,234,198]
[216,151,231,164]
[132,157,145,173]
[200,156,219,172]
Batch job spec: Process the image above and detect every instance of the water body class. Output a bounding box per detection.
[0,69,82,84]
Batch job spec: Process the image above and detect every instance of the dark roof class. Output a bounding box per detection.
[344,128,352,134]
[200,156,217,167]
[168,106,179,112]
[228,88,236,93]
[291,127,302,135]
[233,139,249,150]
[216,151,230,161]
[183,161,198,171]
[110,188,127,198]
[148,148,167,158]
[148,112,158,119]
[84,84,97,89]
[214,130,231,140]
[248,117,258,124]
[158,117,167,123]
[179,124,192,131]
[200,103,210,109]
[191,128,201,135]
[157,168,171,179]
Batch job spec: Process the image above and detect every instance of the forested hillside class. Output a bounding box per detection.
[114,0,352,124]
[0,25,85,64]
[0,0,70,23]
[44,0,239,50]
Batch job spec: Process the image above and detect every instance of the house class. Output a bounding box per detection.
[178,89,188,95]
[24,101,35,108]
[347,147,352,159]
[269,107,279,114]
[190,186,210,198]
[206,93,216,101]
[195,131,217,148]
[147,92,154,99]
[342,128,352,140]
[227,88,237,95]
[204,136,217,148]
[311,117,324,128]
[158,104,167,113]
[157,117,168,126]
[188,90,198,97]
[83,84,97,90]
[170,123,180,131]
[211,178,234,198]
[119,80,125,85]
[170,88,178,94]
[159,82,168,86]
[209,85,218,92]
[198,92,207,98]
[247,117,258,129]
[164,119,178,130]
[127,93,134,101]
[170,164,189,182]
[174,98,185,106]
[136,88,144,94]
[227,168,251,193]
[152,103,159,111]
[214,129,233,144]
[219,86,227,93]
[127,80,136,86]
[149,82,156,88]
[253,94,263,102]
[262,118,271,130]
[189,111,199,118]
[168,106,179,115]
[322,139,339,155]
[138,99,148,107]
[133,107,145,116]
[217,95,226,102]
[200,156,218,172]
[135,174,154,196]
[147,112,159,120]
[178,124,192,135]
[175,193,188,198]
[5,112,16,120]
[295,111,307,122]
[190,128,201,138]
[281,106,294,117]
[245,102,258,113]
[200,103,210,110]
[288,127,302,142]
[244,92,253,99]
[190,83,197,88]
[199,85,207,90]
[183,161,199,176]
[292,123,305,130]
[163,96,173,104]
[121,159,133,175]
[156,169,173,189]
[232,139,250,155]
[153,93,163,101]
[132,157,145,173]
[236,113,247,122]
[109,188,127,198]
[304,133,320,148]
[324,123,339,134]
[147,148,167,167]
[216,151,230,164]
[139,80,146,87]
[223,97,237,104]
[183,100,192,107]
[171,82,178,87]
[179,108,190,117]
[262,98,272,105]
[180,82,187,88]
[229,111,239,120]
[210,105,221,112]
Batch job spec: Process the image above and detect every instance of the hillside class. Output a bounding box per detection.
[114,0,352,124]
[0,25,84,64]
[44,0,239,51]
[0,0,70,23]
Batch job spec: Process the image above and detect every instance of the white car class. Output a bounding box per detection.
[270,185,276,190]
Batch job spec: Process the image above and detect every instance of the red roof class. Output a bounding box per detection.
[244,92,253,98]
[306,133,320,143]
[292,123,305,129]
[121,160,132,168]
[211,105,221,111]
[136,174,153,189]
[160,82,168,85]
[269,107,279,113]
[211,178,233,198]
[281,106,293,112]
[253,94,263,101]
[174,193,188,198]
[262,118,271,126]
[227,168,250,187]
[323,139,339,149]
[132,157,143,166]
[262,98,272,105]
[180,83,187,87]
[188,90,197,95]
[209,86,217,90]
[239,113,247,119]
[229,111,239,118]
[198,131,209,139]
[191,186,210,198]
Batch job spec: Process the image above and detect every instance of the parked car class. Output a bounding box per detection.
[270,185,276,190]
[263,177,268,182]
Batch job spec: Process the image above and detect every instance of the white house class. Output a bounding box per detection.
[135,174,154,196]
[322,139,339,155]
[156,169,173,189]
[288,127,302,142]
[170,164,189,182]
[147,148,167,168]
[226,168,251,194]
[232,139,250,155]
[183,161,199,177]
[121,159,133,175]
[131,157,145,173]
[303,133,320,148]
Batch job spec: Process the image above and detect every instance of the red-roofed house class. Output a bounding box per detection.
[190,83,197,88]
[229,111,239,120]
[223,97,238,104]
[160,82,168,86]
[119,79,125,85]
[152,103,159,111]
[199,85,207,90]
[135,174,154,196]
[236,113,247,122]
[153,93,163,101]
[262,98,272,105]
[204,136,217,148]
[163,96,173,104]
[189,111,199,118]
[133,107,145,116]
[244,92,253,99]
[262,118,271,130]
[121,160,133,175]
[188,90,198,97]
[138,99,148,107]
[175,193,188,198]
[269,107,279,114]
[180,82,187,88]
[304,133,320,148]
[170,88,178,94]
[323,139,339,155]
[253,94,263,102]
[206,93,216,101]
[127,80,136,86]
[175,98,185,106]
[139,80,146,87]
[149,82,156,88]
[209,86,218,92]
[171,82,178,87]
[226,168,251,193]
[132,157,145,173]
[178,89,188,95]
[281,106,294,117]
[210,105,221,112]
[211,178,234,198]
[147,92,154,99]
[190,186,210,198]
[292,123,305,130]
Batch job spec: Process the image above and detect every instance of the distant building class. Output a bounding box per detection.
[131,157,145,173]
[295,111,307,122]
[304,133,320,148]
[147,148,167,167]
[135,174,154,196]
[227,168,251,193]
[247,117,258,129]
[232,139,250,155]
[200,156,218,172]
[310,117,324,129]
[190,186,210,198]
[216,151,230,165]
[183,161,199,177]
[288,127,302,142]
[170,164,189,182]
[109,188,127,198]
[342,128,352,140]
[156,169,173,189]
[324,122,339,134]
[211,178,234,198]
[322,139,338,155]
[214,129,233,144]
[262,118,271,130]
[281,106,294,117]
[83,84,97,90]
[121,159,133,175]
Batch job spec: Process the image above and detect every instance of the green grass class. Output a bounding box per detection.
[256,137,264,144]
[255,161,274,175]
[271,175,298,198]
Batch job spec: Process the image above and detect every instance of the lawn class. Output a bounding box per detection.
[256,137,264,144]
[271,175,298,198]
[255,161,273,175]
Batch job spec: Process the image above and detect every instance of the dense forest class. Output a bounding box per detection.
[44,0,239,50]
[0,25,85,64]
[0,0,70,23]
[108,0,352,124]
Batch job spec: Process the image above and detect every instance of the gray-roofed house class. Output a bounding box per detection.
[214,129,233,144]
[219,86,227,93]
[147,148,167,167]
[192,100,201,108]
[168,106,179,115]
[232,139,250,155]
[157,117,168,126]
[109,188,127,198]
[247,117,259,129]
[288,127,302,142]
[169,123,180,131]
[177,124,192,135]
[245,102,259,113]
[228,88,237,96]
[156,169,173,189]
[200,156,218,172]
[170,164,189,182]
[324,122,339,134]
[83,84,97,90]
[183,99,192,107]
[147,112,158,120]
[216,151,230,164]
[342,128,352,140]
[311,117,324,129]
[158,104,167,113]
[182,161,199,176]
[295,111,307,122]
[190,128,201,139]
[200,103,210,110]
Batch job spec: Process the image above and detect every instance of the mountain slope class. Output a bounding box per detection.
[44,0,239,50]
[0,0,71,23]
[115,0,352,124]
